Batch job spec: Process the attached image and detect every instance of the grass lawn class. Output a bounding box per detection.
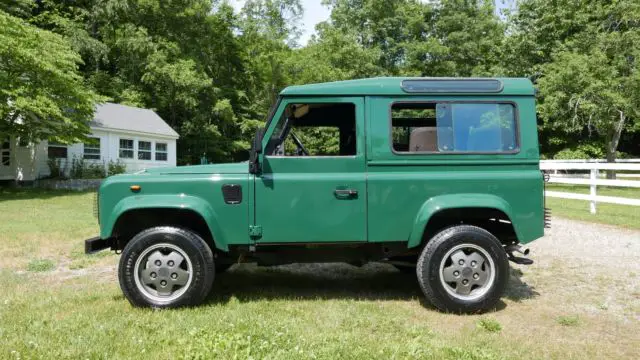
[546,184,640,229]
[0,188,638,359]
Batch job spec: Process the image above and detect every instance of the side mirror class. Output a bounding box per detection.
[249,127,265,174]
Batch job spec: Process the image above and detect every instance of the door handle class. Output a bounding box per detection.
[334,188,358,199]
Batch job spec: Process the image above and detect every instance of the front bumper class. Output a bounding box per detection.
[85,236,114,254]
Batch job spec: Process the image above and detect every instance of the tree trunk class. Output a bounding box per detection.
[605,111,626,179]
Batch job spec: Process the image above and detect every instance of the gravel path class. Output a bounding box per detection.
[518,217,640,323]
[527,217,640,269]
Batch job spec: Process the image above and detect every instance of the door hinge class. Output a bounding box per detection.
[249,225,262,238]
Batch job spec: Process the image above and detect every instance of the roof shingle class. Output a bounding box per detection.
[91,103,179,138]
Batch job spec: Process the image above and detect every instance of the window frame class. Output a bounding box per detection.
[264,101,359,159]
[47,142,68,159]
[155,142,168,161]
[119,138,134,159]
[388,100,521,155]
[83,137,101,160]
[137,140,152,161]
[1,137,10,166]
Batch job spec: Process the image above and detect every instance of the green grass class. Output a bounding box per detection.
[26,258,56,272]
[546,184,640,229]
[476,318,502,333]
[556,315,580,327]
[0,188,638,359]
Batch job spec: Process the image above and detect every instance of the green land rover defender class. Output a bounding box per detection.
[85,77,547,313]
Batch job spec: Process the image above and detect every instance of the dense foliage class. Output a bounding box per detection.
[1,0,639,163]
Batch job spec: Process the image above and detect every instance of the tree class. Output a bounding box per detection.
[0,10,99,143]
[323,0,504,77]
[518,0,640,165]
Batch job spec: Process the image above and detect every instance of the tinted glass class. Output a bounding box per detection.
[436,103,516,152]
[391,102,517,153]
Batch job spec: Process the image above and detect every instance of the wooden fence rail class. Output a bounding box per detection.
[539,161,640,214]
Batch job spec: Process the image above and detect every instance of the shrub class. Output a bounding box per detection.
[107,159,127,176]
[46,158,66,179]
[70,156,85,179]
[84,161,106,179]
[553,143,625,160]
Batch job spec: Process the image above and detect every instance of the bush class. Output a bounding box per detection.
[69,156,128,179]
[107,159,127,176]
[70,156,85,179]
[46,158,66,179]
[84,161,106,179]
[553,143,625,160]
[48,156,126,179]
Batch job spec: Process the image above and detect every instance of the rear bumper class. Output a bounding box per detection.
[85,236,114,254]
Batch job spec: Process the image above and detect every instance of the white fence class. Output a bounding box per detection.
[540,160,640,214]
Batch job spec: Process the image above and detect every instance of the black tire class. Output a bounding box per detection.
[416,225,509,313]
[118,226,215,308]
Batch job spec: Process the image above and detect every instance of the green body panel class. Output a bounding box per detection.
[255,97,367,243]
[406,193,516,248]
[96,77,544,252]
[99,165,250,251]
[365,95,544,246]
[143,162,248,175]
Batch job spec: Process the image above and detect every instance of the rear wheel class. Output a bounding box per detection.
[118,226,215,308]
[417,225,509,313]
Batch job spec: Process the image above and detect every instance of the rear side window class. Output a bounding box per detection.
[391,102,517,153]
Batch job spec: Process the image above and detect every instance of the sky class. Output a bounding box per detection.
[230,0,513,46]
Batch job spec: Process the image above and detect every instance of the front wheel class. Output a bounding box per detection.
[417,225,509,313]
[118,226,215,308]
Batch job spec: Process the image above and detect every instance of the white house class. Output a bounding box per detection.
[0,103,179,182]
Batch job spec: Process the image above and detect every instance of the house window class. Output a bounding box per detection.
[1,138,10,166]
[48,142,68,159]
[138,141,151,160]
[155,142,168,161]
[83,138,101,160]
[391,102,518,153]
[119,139,134,158]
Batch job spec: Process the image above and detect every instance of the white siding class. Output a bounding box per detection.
[20,128,178,181]
[0,137,46,181]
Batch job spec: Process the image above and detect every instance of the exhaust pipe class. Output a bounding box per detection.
[505,244,529,256]
[505,244,533,265]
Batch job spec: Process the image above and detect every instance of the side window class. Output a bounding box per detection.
[119,139,134,159]
[48,142,68,159]
[266,103,357,156]
[155,143,168,161]
[138,140,151,160]
[1,137,10,166]
[83,137,101,160]
[391,102,517,153]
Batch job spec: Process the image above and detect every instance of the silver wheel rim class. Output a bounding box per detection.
[133,243,193,304]
[439,243,496,301]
